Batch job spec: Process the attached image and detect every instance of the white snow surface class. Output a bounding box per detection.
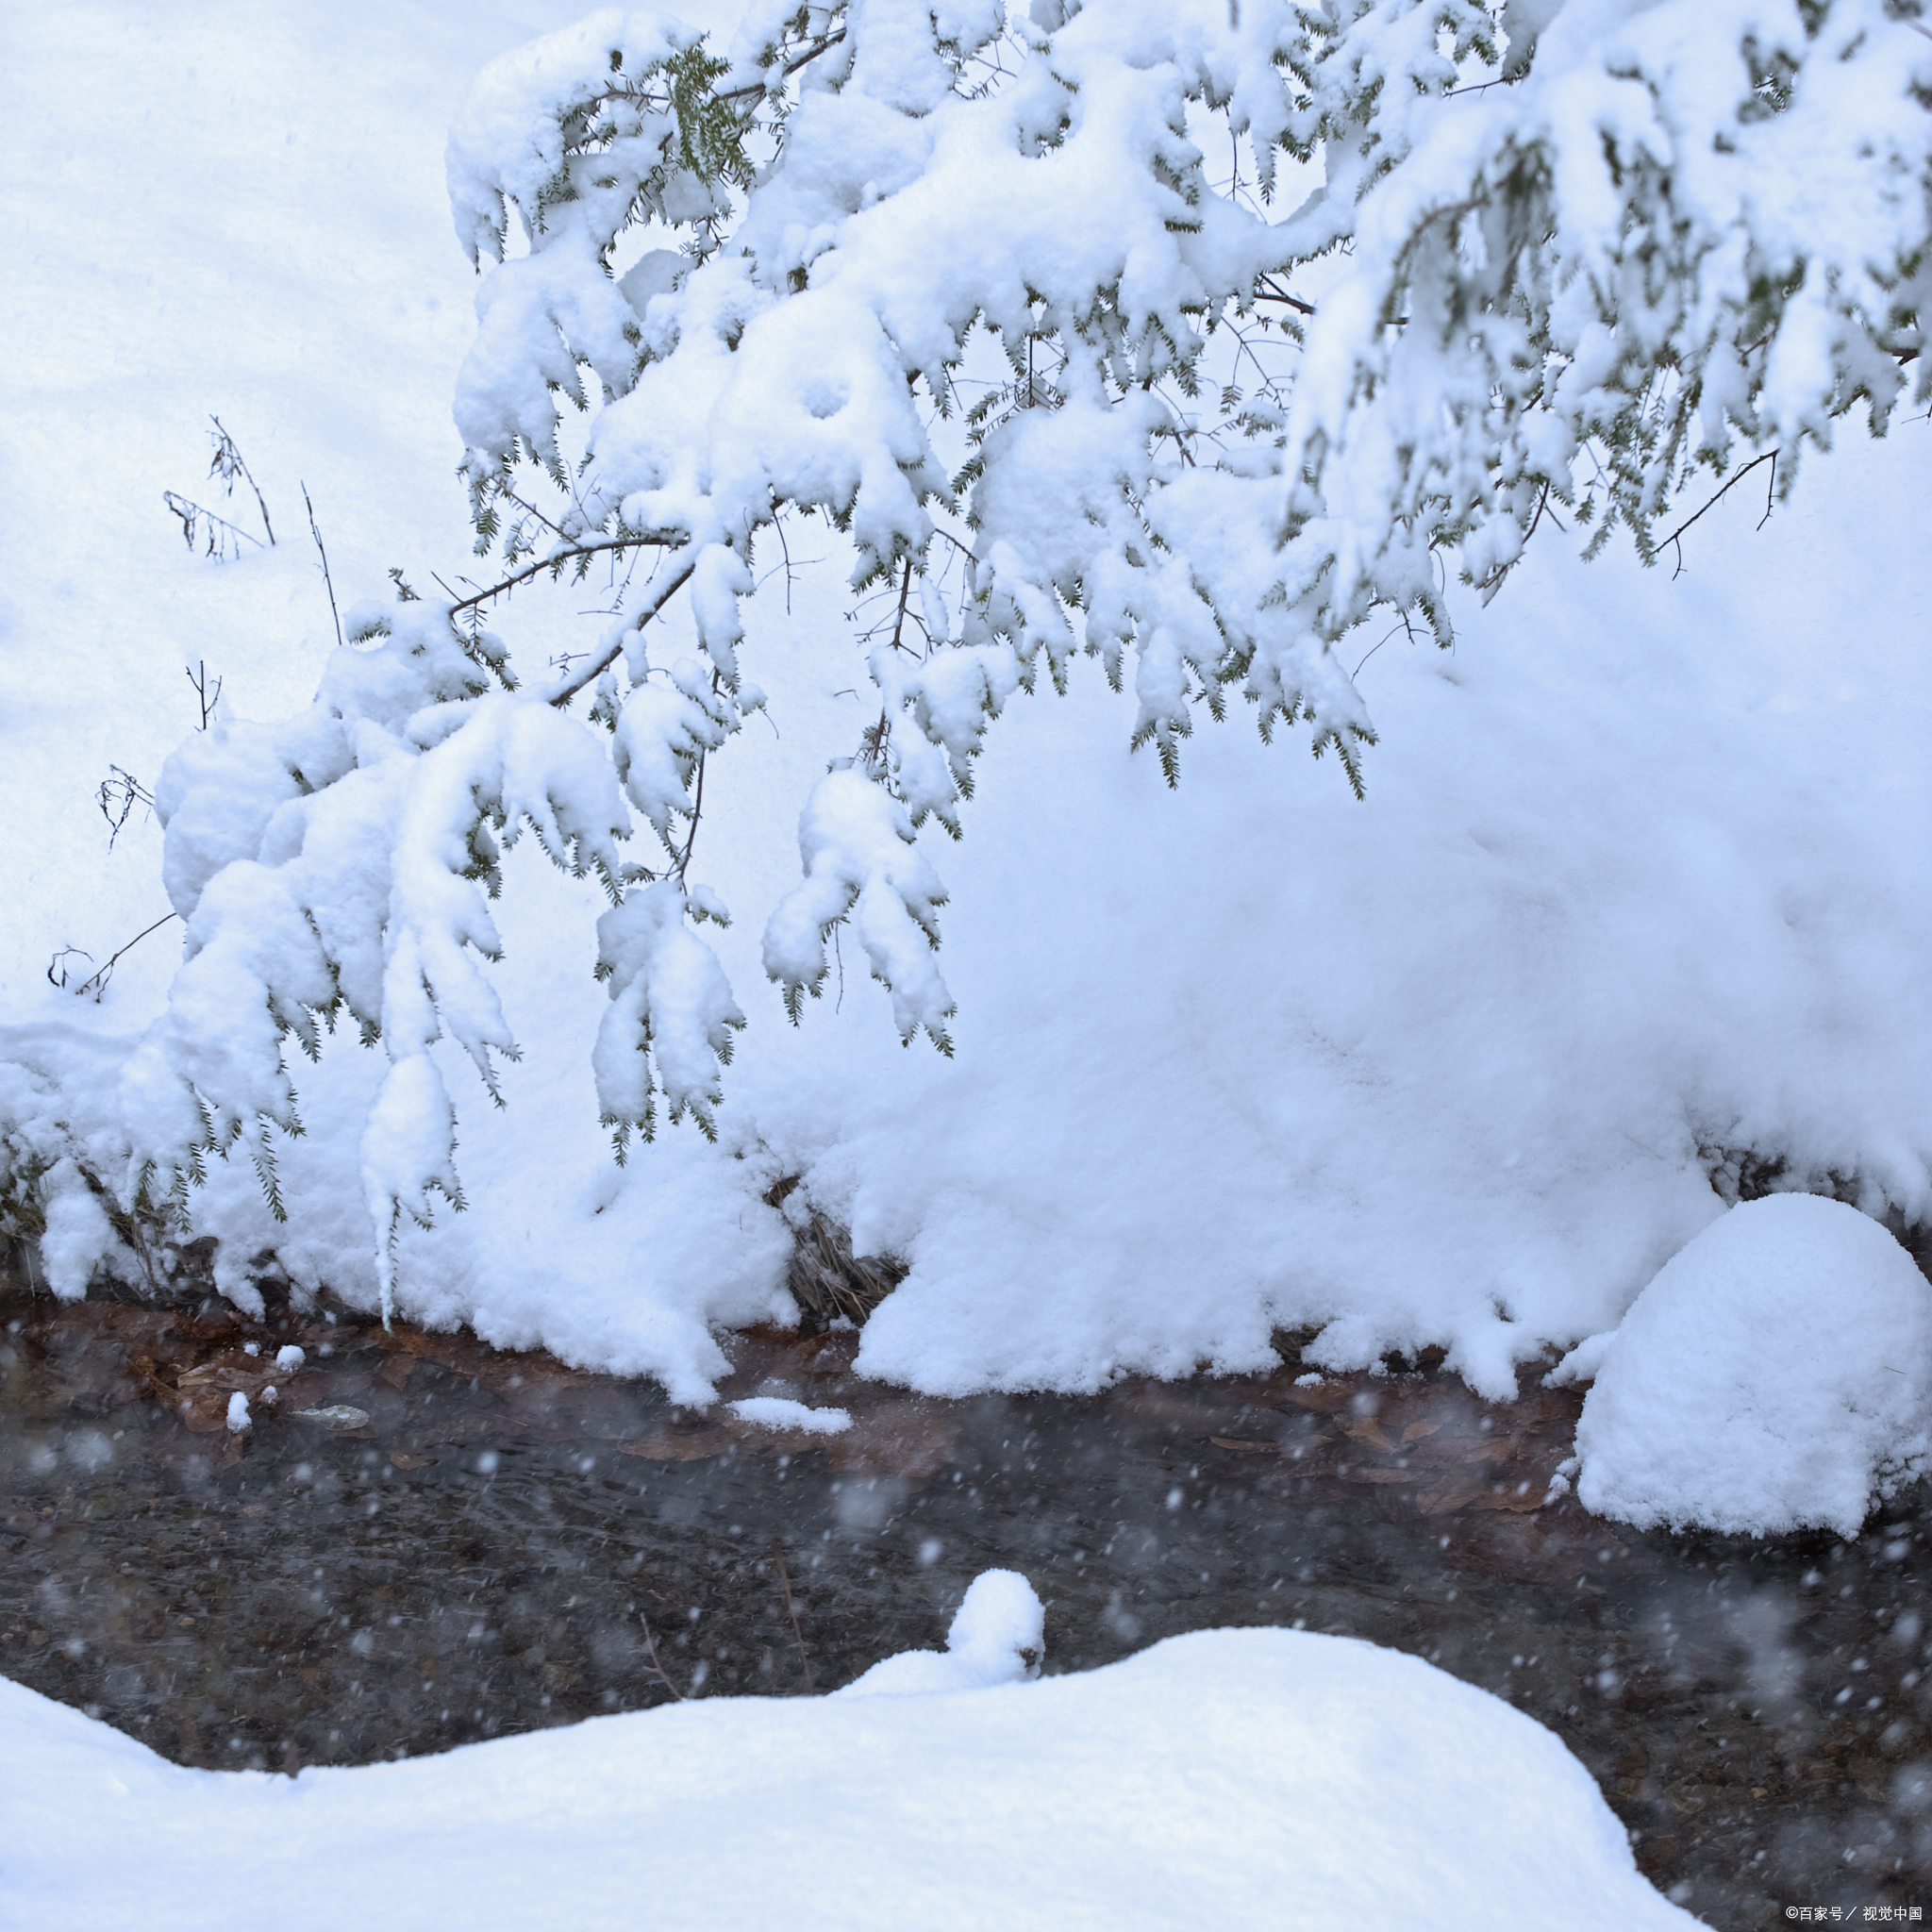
[1572,1195,1932,1538]
[724,1394,851,1433]
[2,0,1929,1423]
[0,1619,1696,1931]
[838,1566,1044,1696]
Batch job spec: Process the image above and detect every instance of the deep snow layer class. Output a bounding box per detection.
[0,1623,1697,1931]
[4,0,1929,1422]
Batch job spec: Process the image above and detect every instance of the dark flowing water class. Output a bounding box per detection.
[2,1274,1926,1926]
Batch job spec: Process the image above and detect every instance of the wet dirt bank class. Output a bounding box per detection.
[2,1275,1926,1927]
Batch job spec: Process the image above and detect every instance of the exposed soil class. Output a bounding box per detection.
[2,1274,1927,1927]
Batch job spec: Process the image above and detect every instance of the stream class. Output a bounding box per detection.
[2,1272,1926,1926]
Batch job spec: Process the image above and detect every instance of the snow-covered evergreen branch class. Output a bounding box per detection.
[13,0,1923,1316]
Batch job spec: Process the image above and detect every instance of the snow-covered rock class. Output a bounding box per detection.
[1572,1194,1932,1537]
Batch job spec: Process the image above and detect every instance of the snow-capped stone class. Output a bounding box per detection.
[1574,1194,1932,1537]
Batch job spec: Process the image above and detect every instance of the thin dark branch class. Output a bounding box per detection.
[1254,275,1316,317]
[302,484,344,650]
[97,765,155,848]
[162,491,263,559]
[1756,449,1777,531]
[500,488,571,541]
[888,554,916,657]
[770,1539,814,1690]
[677,750,708,884]
[208,416,275,545]
[638,1616,687,1700]
[548,553,698,708]
[1352,611,1417,679]
[1656,449,1778,578]
[186,659,223,731]
[49,913,179,1003]
[858,556,918,774]
[451,536,681,618]
[774,509,796,616]
[576,27,846,125]
[1519,478,1566,551]
[675,666,724,886]
[718,29,848,104]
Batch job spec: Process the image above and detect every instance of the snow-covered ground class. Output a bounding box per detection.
[6,0,1928,1918]
[2,1591,1698,1931]
[7,0,1928,1440]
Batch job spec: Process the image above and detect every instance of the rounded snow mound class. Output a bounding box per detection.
[837,1568,1045,1696]
[1574,1194,1932,1537]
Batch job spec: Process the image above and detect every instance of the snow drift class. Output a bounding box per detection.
[0,1620,1698,1931]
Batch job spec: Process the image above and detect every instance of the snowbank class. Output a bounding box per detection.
[1571,1194,1932,1538]
[3,0,1929,1432]
[0,1623,1695,1931]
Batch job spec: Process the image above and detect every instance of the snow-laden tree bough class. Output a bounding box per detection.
[6,0,1924,1314]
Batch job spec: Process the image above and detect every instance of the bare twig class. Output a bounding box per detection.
[162,491,263,561]
[1523,478,1567,544]
[1351,612,1416,680]
[47,913,180,1003]
[638,1615,688,1700]
[889,554,917,658]
[186,659,223,731]
[770,1540,814,1689]
[208,416,275,544]
[1656,449,1779,578]
[1254,274,1316,317]
[302,484,344,649]
[774,509,797,615]
[97,766,155,848]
